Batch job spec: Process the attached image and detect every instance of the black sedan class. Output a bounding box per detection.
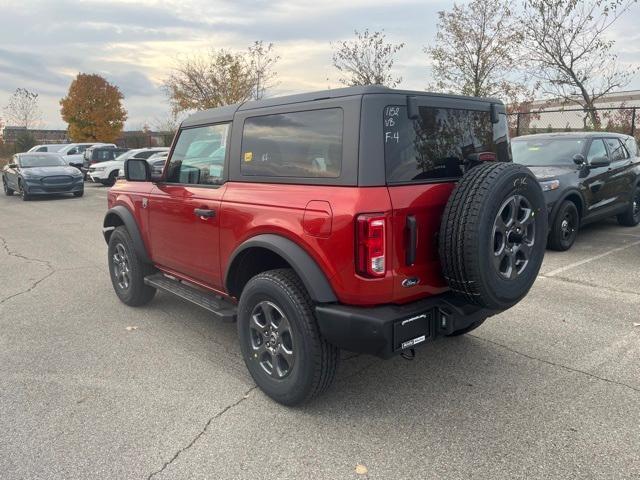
[512,132,640,251]
[2,152,85,201]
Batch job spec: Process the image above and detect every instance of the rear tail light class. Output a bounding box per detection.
[356,214,386,278]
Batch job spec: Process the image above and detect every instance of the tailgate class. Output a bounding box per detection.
[387,183,454,303]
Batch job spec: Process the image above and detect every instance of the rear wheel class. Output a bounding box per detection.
[73,190,84,197]
[439,162,547,311]
[548,200,579,251]
[237,269,339,406]
[617,185,640,227]
[108,226,156,306]
[2,177,13,196]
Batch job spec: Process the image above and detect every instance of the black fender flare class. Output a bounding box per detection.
[225,234,337,303]
[549,188,585,225]
[102,205,151,264]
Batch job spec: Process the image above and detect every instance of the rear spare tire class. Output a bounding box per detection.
[439,162,547,311]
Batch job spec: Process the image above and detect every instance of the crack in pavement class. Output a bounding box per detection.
[471,334,640,395]
[0,235,56,305]
[146,386,258,480]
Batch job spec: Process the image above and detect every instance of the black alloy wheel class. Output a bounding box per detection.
[249,300,296,379]
[492,195,536,279]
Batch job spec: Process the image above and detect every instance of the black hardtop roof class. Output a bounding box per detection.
[181,85,503,127]
[513,131,632,141]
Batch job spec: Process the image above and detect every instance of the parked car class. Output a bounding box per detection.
[103,86,547,405]
[58,143,116,170]
[512,132,640,250]
[27,144,68,153]
[81,146,129,178]
[2,152,84,200]
[89,148,170,186]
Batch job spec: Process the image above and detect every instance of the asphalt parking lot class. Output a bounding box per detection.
[1,183,639,480]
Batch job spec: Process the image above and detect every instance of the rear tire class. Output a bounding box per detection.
[237,269,339,406]
[439,162,547,311]
[108,226,156,306]
[548,200,579,251]
[73,190,84,197]
[617,185,640,227]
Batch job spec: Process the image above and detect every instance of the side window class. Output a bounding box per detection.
[605,138,629,162]
[67,147,78,155]
[241,108,343,178]
[624,137,638,157]
[166,124,230,185]
[587,139,607,163]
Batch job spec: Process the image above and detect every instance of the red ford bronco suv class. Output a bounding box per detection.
[103,86,547,405]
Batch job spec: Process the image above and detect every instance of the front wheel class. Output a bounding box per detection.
[108,226,156,306]
[3,177,14,196]
[18,180,30,201]
[548,200,579,251]
[73,190,84,197]
[237,269,339,406]
[617,186,640,227]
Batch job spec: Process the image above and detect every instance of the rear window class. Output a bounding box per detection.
[384,105,509,184]
[241,109,343,178]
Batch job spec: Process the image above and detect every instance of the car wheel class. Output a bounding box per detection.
[108,226,156,306]
[73,190,84,197]
[548,200,579,251]
[439,162,548,311]
[446,319,486,337]
[18,180,30,201]
[105,171,118,187]
[617,185,640,227]
[237,269,339,406]
[2,177,14,196]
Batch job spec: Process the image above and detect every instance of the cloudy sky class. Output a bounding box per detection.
[1,0,639,130]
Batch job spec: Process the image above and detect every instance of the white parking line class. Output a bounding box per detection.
[544,240,640,277]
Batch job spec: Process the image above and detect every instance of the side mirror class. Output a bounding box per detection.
[589,156,611,168]
[572,154,585,166]
[124,158,151,182]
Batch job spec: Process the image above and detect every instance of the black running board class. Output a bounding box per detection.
[144,273,237,322]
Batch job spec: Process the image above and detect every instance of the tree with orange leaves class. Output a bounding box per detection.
[60,74,127,142]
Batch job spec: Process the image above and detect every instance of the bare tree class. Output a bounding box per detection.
[3,88,42,129]
[163,42,280,114]
[521,0,638,128]
[426,0,530,101]
[332,29,405,87]
[247,41,280,100]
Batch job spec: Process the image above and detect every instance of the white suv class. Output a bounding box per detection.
[59,143,116,169]
[88,148,169,186]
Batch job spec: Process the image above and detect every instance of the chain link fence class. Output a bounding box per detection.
[508,107,638,140]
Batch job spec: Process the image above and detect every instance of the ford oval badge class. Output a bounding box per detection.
[402,277,420,288]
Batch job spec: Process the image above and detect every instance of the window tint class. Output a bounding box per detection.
[605,138,629,161]
[241,109,343,178]
[166,124,229,185]
[384,105,509,183]
[587,139,607,163]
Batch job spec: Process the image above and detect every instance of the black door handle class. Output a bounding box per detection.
[194,208,216,218]
[406,215,417,266]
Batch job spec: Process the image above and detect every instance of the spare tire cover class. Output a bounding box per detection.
[439,162,547,311]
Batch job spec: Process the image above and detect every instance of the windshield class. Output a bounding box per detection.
[20,154,66,168]
[512,138,586,166]
[384,105,509,183]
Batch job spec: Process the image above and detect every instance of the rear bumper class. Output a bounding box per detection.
[315,293,497,359]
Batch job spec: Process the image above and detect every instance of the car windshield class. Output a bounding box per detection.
[20,154,66,167]
[512,138,586,166]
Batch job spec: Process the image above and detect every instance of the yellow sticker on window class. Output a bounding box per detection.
[244,152,253,162]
